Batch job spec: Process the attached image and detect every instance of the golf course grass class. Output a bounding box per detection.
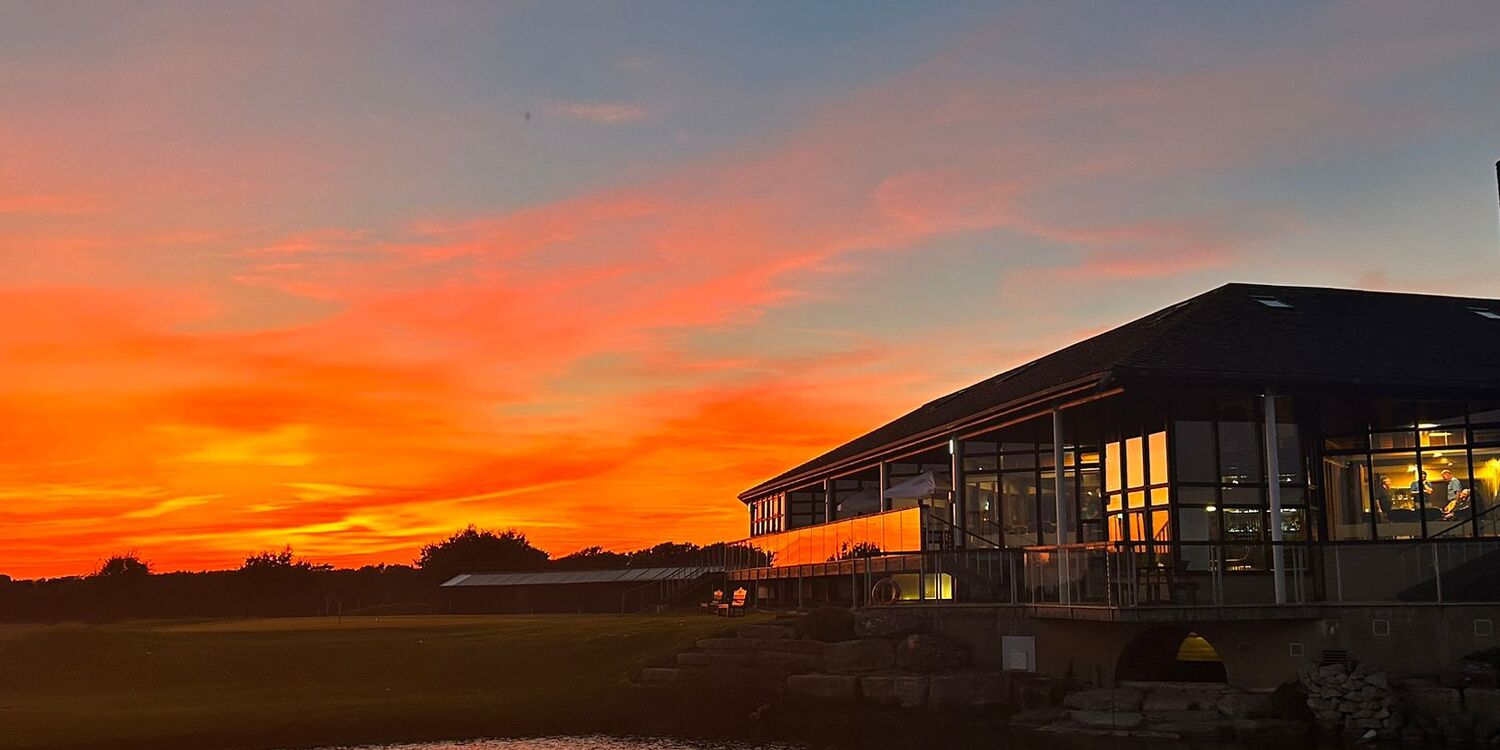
[0,613,761,750]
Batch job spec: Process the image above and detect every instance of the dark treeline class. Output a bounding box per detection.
[0,526,726,623]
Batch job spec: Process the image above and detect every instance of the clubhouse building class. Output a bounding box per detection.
[727,283,1500,686]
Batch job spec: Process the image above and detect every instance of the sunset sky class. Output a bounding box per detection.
[3,2,1500,578]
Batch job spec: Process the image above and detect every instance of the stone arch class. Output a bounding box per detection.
[1116,625,1228,683]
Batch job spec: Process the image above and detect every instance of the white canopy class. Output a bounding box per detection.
[882,471,952,501]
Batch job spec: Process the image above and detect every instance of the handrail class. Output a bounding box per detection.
[921,508,1003,550]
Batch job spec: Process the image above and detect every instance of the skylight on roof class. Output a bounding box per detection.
[1469,307,1500,320]
[1252,295,1293,309]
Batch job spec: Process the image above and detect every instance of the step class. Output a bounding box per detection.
[677,652,712,666]
[737,623,797,640]
[697,636,826,654]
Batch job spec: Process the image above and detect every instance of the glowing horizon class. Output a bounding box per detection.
[4,2,1500,578]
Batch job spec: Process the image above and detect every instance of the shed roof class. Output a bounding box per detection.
[440,566,717,588]
[741,283,1500,499]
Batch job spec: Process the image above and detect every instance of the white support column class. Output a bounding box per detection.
[1264,392,1287,604]
[1053,408,1070,604]
[950,437,964,545]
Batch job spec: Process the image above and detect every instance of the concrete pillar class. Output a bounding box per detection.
[1263,393,1286,604]
[950,437,965,546]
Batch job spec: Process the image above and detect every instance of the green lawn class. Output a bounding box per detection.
[0,614,759,750]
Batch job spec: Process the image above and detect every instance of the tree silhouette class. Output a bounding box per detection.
[92,553,151,578]
[415,526,549,582]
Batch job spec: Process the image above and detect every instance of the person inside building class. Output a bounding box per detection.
[1374,475,1394,520]
[1441,468,1472,520]
[1409,470,1433,499]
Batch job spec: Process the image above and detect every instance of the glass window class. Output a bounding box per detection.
[1104,442,1122,493]
[1001,472,1038,547]
[1002,452,1036,470]
[1421,427,1467,448]
[1324,455,1372,540]
[1127,490,1146,509]
[1222,486,1262,506]
[1126,436,1145,489]
[1324,435,1366,451]
[1177,506,1218,571]
[1372,430,1418,450]
[1148,431,1168,486]
[1370,452,1423,539]
[1150,487,1169,506]
[1174,419,1216,483]
[1426,452,1474,537]
[1077,467,1102,521]
[1471,446,1500,537]
[1275,421,1303,484]
[1217,402,1262,485]
[1177,486,1217,507]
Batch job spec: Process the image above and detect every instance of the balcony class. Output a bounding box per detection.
[723,509,1500,613]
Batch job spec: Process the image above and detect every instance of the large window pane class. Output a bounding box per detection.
[1218,400,1262,485]
[1001,472,1038,547]
[1178,506,1219,571]
[1472,446,1500,537]
[1323,456,1372,540]
[1148,431,1168,485]
[1174,419,1216,483]
[1126,436,1145,489]
[1104,442,1122,493]
[1371,452,1424,539]
[1426,451,1473,538]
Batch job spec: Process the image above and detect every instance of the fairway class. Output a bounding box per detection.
[0,614,755,750]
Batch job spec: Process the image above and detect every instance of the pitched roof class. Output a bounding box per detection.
[440,565,717,588]
[741,283,1500,499]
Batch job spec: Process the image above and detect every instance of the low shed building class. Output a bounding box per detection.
[440,566,718,613]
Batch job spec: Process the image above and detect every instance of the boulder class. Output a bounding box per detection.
[1065,687,1145,712]
[1400,686,1462,719]
[786,674,861,703]
[1014,675,1069,708]
[860,674,928,709]
[798,606,857,642]
[823,638,896,674]
[1463,661,1500,689]
[1218,690,1277,718]
[927,672,1010,712]
[1233,718,1312,739]
[1468,688,1500,722]
[1009,707,1067,728]
[676,652,711,666]
[1144,690,1218,712]
[853,608,923,639]
[1151,718,1231,739]
[737,623,796,640]
[895,633,968,673]
[1070,710,1144,729]
[756,650,824,674]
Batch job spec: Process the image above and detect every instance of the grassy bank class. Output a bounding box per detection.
[0,614,757,750]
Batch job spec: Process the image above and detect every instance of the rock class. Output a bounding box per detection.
[1014,675,1068,708]
[1144,690,1216,712]
[799,606,857,642]
[1009,707,1067,728]
[676,652,710,666]
[1368,672,1391,690]
[697,637,825,654]
[928,672,1010,712]
[1218,690,1277,718]
[1152,718,1231,739]
[640,667,680,684]
[1065,687,1145,712]
[1401,686,1463,719]
[756,650,824,673]
[823,639,896,674]
[1070,710,1144,729]
[851,607,922,639]
[894,634,967,673]
[736,623,796,640]
[1472,688,1500,722]
[1464,661,1500,688]
[786,674,861,702]
[1234,718,1312,739]
[860,674,928,709]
